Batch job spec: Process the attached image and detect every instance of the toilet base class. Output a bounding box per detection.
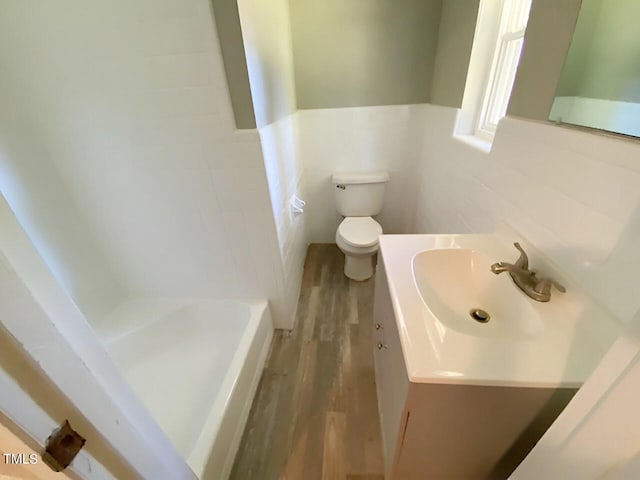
[344,254,374,281]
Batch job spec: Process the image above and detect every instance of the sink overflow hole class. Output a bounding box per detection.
[470,308,490,323]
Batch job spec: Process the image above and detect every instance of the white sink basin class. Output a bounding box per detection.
[380,233,621,387]
[412,249,544,339]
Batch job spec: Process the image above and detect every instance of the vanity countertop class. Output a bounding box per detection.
[378,233,622,388]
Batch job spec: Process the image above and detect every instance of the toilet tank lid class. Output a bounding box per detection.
[331,171,390,184]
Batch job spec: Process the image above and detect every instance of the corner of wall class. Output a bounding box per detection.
[257,111,308,330]
[429,0,480,109]
[210,0,257,129]
[236,0,297,128]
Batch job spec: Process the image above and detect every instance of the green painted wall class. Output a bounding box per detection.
[213,0,480,124]
[237,0,297,128]
[216,0,586,126]
[556,0,640,103]
[554,0,602,98]
[289,0,443,109]
[211,0,257,129]
[430,0,480,108]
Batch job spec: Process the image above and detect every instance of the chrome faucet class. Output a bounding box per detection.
[490,242,566,302]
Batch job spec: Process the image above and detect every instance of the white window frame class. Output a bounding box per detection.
[456,0,532,149]
[476,0,531,141]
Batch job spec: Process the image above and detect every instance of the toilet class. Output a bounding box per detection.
[332,171,390,281]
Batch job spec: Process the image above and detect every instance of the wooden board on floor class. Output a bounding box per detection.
[230,244,384,480]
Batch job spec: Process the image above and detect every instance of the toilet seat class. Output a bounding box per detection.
[337,217,382,248]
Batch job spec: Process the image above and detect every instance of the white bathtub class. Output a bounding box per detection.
[102,298,273,479]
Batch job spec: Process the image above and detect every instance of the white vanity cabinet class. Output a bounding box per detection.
[372,262,410,476]
[372,254,577,480]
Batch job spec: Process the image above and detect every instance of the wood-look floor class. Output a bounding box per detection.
[230,244,384,480]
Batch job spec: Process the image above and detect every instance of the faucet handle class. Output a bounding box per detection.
[534,278,566,297]
[513,242,529,270]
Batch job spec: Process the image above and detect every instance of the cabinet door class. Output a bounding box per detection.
[373,256,410,478]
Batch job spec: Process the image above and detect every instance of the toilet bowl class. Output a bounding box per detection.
[332,170,389,281]
[336,216,382,281]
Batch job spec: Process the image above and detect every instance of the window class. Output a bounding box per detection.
[476,0,531,140]
[457,0,532,148]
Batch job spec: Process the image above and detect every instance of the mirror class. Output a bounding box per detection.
[549,0,640,137]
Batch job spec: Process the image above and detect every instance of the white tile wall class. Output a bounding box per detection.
[235,0,305,328]
[414,104,640,325]
[7,0,636,337]
[0,64,126,319]
[298,105,428,242]
[259,115,303,251]
[259,114,308,328]
[0,1,291,327]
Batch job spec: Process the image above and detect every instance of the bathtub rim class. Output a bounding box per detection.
[187,300,273,478]
[99,297,254,346]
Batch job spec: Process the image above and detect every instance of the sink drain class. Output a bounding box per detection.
[469,308,490,323]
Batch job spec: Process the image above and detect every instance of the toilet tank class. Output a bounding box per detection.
[332,171,390,217]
